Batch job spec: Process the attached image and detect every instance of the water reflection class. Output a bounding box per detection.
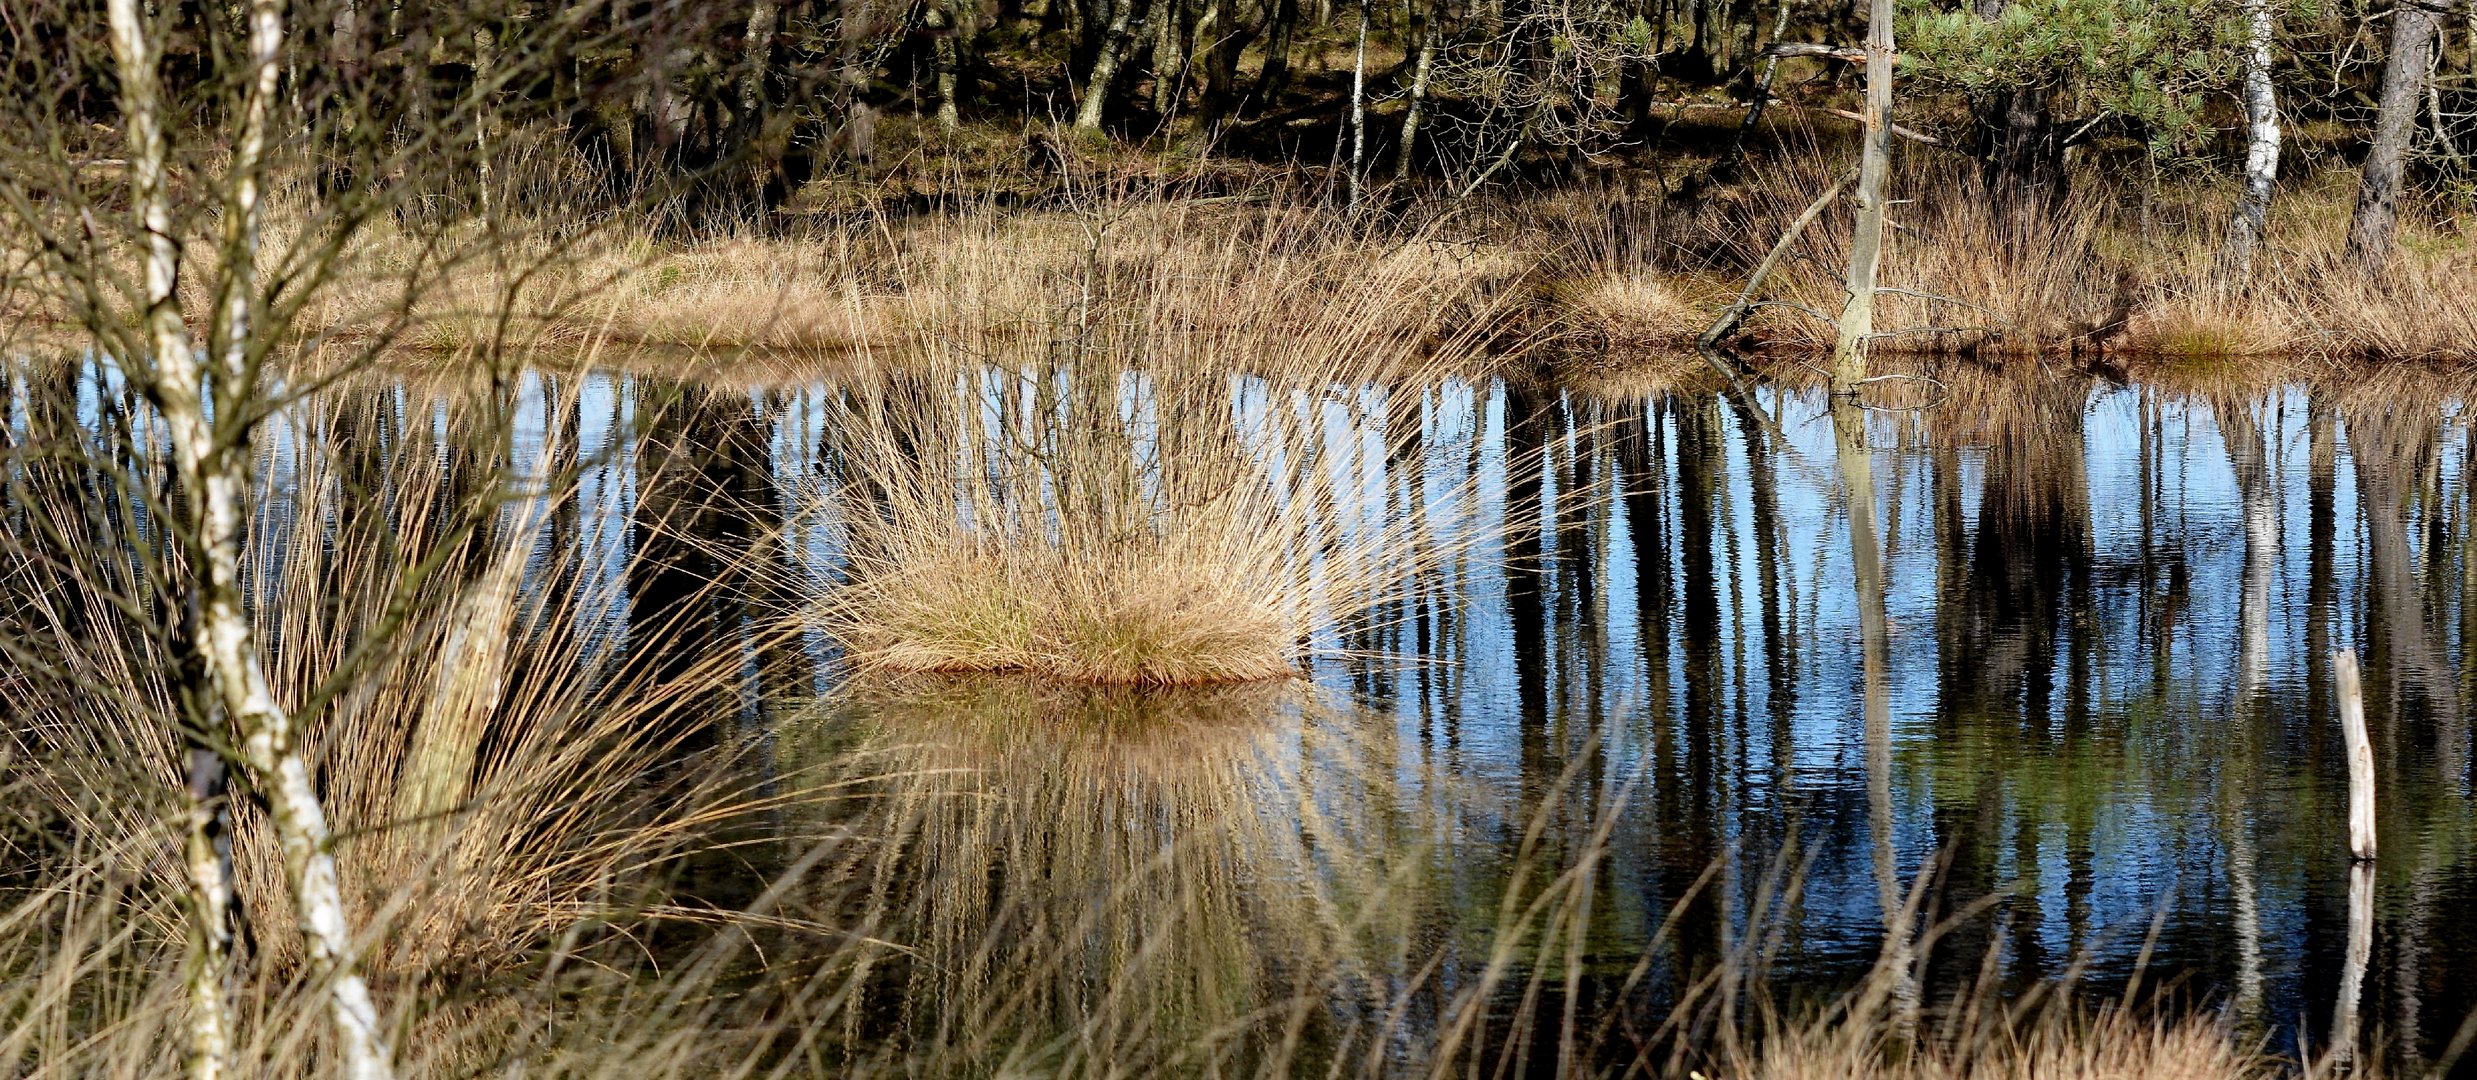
[14,358,2477,1069]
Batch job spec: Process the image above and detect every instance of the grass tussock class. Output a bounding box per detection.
[1699,150,2477,361]
[802,209,1510,686]
[0,362,796,980]
[1746,1009,2292,1080]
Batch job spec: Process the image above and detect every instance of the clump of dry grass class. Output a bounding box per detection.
[1698,154,2477,362]
[1745,1008,2293,1080]
[1700,154,2126,355]
[326,192,1534,364]
[1544,270,1709,347]
[803,206,1510,685]
[0,362,797,979]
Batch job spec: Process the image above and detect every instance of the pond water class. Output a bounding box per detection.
[24,360,2477,1073]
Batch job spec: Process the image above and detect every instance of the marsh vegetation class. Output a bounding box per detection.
[5,0,2477,1077]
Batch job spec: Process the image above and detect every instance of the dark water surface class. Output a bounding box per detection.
[41,360,2477,1071]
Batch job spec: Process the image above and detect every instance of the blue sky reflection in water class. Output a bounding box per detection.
[152,365,2477,1070]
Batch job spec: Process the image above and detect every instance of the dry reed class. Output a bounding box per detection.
[0,360,805,980]
[799,204,1513,685]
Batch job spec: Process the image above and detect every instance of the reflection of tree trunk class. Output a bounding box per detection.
[1955,378,2092,730]
[626,382,775,749]
[1565,406,1606,731]
[1504,381,1553,755]
[1668,392,1728,975]
[2222,396,2275,703]
[2347,403,2457,720]
[2216,393,2271,1027]
[2459,421,2477,774]
[2307,395,2338,731]
[1733,401,1794,805]
[1834,398,1917,1039]
[1624,398,1675,737]
[2331,860,2376,1068]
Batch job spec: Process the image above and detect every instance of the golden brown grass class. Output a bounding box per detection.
[1743,1009,2293,1080]
[801,205,1511,685]
[0,362,799,980]
[4,677,2383,1078]
[1702,155,2477,361]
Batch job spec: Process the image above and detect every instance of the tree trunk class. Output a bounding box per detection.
[2348,0,2439,274]
[1970,0,2063,208]
[1256,0,1301,109]
[1975,87,2062,207]
[183,747,236,1080]
[1191,0,1255,123]
[1831,0,1894,394]
[2223,0,2281,278]
[103,3,399,1078]
[1347,0,1368,209]
[1394,0,1435,180]
[927,0,962,127]
[1076,0,1143,130]
[740,0,782,126]
[1726,0,1794,161]
[1150,0,1183,114]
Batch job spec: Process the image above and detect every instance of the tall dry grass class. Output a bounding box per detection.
[0,360,804,981]
[1694,152,2477,362]
[3,668,2377,1078]
[799,205,1516,685]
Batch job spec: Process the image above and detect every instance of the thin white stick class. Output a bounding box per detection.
[2334,648,2377,861]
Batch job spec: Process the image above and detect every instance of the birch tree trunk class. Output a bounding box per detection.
[923,0,963,128]
[1393,0,1436,181]
[1151,0,1183,113]
[741,0,783,127]
[1831,0,1895,394]
[103,3,399,1078]
[1347,0,1369,210]
[1076,0,1143,130]
[183,749,236,1080]
[2223,0,2281,278]
[2348,0,2440,275]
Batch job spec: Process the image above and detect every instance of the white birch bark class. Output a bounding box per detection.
[1076,0,1143,130]
[182,752,235,1080]
[1392,0,1435,181]
[1347,0,1368,210]
[103,3,399,1078]
[2223,0,2280,277]
[2336,649,2378,861]
[1830,0,1895,393]
[2222,398,2273,1026]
